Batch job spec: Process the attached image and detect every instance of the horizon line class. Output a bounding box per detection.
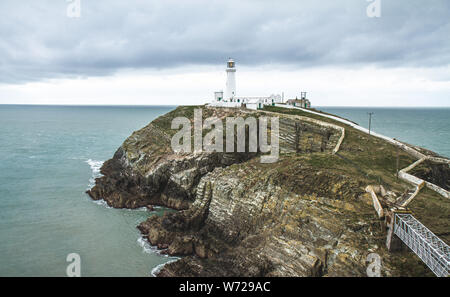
[1,103,449,108]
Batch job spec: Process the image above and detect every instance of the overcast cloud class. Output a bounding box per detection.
[1,0,449,84]
[0,0,449,106]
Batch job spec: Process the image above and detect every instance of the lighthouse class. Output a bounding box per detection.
[225,58,236,100]
[210,58,283,109]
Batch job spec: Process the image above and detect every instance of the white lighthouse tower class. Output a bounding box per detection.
[210,58,284,109]
[225,58,236,100]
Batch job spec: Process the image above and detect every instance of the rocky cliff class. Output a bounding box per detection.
[88,105,448,277]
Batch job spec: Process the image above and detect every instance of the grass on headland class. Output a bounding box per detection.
[263,105,449,243]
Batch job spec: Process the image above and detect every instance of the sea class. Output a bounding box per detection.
[0,105,448,276]
[318,107,449,158]
[0,105,177,277]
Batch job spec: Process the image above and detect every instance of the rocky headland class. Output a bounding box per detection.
[87,105,449,277]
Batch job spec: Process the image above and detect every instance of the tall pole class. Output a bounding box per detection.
[368,112,374,135]
[396,145,400,179]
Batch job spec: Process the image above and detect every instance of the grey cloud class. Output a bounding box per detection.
[0,0,449,83]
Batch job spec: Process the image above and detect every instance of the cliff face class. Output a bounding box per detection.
[87,106,341,211]
[87,106,258,210]
[137,157,381,277]
[88,106,444,277]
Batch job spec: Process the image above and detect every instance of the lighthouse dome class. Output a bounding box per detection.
[227,58,235,68]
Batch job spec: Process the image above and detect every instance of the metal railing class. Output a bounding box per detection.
[394,213,449,277]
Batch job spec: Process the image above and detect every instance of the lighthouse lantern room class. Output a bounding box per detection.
[225,58,236,100]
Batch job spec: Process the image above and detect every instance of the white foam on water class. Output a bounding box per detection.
[137,236,180,276]
[85,159,104,189]
[92,199,112,209]
[137,236,172,256]
[151,258,180,277]
[86,159,104,176]
[85,159,113,208]
[125,206,148,212]
[137,236,159,254]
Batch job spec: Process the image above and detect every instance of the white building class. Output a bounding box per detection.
[224,59,236,100]
[214,91,223,102]
[209,58,283,110]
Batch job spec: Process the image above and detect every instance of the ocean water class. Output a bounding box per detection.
[0,105,176,277]
[0,105,448,277]
[318,107,450,158]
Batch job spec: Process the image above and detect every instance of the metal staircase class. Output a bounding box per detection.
[393,213,449,277]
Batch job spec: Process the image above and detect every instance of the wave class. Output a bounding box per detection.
[137,236,173,256]
[86,159,104,176]
[125,206,148,212]
[85,159,104,189]
[137,236,159,254]
[92,199,112,209]
[151,258,180,277]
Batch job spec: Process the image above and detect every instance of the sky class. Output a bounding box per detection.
[0,0,449,106]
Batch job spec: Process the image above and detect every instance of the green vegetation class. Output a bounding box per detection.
[263,105,449,243]
[152,105,204,137]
